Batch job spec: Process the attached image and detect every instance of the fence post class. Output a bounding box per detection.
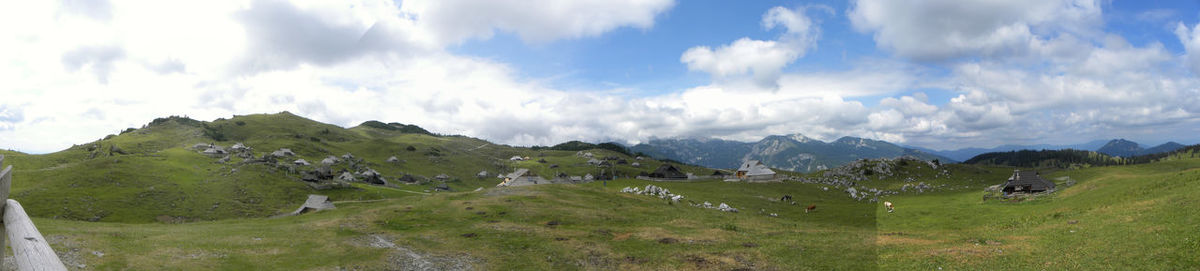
[1,155,10,267]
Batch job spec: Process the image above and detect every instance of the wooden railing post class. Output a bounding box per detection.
[1,154,10,265]
[0,155,68,271]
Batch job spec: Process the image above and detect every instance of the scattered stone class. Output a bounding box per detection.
[716,203,738,213]
[387,156,400,163]
[337,172,357,182]
[271,148,295,157]
[657,238,678,244]
[461,233,477,238]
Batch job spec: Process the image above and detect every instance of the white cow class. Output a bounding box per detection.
[884,201,894,213]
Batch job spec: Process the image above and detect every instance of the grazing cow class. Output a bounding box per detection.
[884,201,894,213]
[805,204,817,213]
[780,195,793,202]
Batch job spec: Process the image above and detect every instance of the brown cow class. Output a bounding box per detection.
[805,204,816,213]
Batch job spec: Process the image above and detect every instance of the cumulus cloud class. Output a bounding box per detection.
[681,5,831,88]
[234,0,429,73]
[61,45,125,83]
[849,0,1101,61]
[3,0,1200,155]
[400,0,675,44]
[0,105,24,131]
[1175,22,1200,75]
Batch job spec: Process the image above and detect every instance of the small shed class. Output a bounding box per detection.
[499,168,546,186]
[744,164,776,181]
[1002,170,1055,194]
[202,147,227,155]
[230,142,250,152]
[289,195,335,215]
[649,164,687,180]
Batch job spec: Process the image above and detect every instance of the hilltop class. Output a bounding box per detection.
[1,112,710,223]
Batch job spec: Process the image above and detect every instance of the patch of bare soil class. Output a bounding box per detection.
[349,234,480,271]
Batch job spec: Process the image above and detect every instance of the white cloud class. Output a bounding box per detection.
[2,0,1199,155]
[399,0,675,44]
[1175,21,1200,75]
[849,0,1101,61]
[681,5,830,88]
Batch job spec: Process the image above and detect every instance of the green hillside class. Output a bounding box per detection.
[2,113,1197,269]
[1,112,707,223]
[878,152,1200,269]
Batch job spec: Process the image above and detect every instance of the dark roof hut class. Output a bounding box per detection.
[1002,170,1055,194]
[649,164,687,180]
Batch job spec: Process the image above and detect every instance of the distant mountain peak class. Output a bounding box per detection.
[630,134,950,172]
[1098,138,1143,157]
[788,133,816,143]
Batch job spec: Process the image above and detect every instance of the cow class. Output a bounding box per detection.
[805,204,817,213]
[780,195,793,203]
[884,201,894,213]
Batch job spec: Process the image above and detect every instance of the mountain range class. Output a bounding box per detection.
[629,134,953,173]
[913,139,1187,161]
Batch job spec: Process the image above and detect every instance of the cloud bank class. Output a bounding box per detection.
[1,0,1198,154]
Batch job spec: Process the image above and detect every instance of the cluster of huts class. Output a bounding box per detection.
[191,142,443,189]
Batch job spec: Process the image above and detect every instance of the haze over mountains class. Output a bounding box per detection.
[914,139,1189,161]
[630,134,951,173]
[627,135,1191,172]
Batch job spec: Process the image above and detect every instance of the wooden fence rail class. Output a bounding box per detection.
[0,155,67,271]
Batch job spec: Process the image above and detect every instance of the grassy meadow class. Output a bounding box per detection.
[1,112,1197,270]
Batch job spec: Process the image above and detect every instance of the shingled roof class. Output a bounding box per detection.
[1002,170,1055,193]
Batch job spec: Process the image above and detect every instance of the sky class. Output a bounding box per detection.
[3,0,1200,154]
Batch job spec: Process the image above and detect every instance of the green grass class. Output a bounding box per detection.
[34,180,876,270]
[2,112,709,224]
[876,157,1200,269]
[4,112,1198,269]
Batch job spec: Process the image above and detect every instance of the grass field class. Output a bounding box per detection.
[3,112,1198,270]
[877,156,1200,270]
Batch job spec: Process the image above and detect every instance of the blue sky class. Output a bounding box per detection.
[2,0,1200,154]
